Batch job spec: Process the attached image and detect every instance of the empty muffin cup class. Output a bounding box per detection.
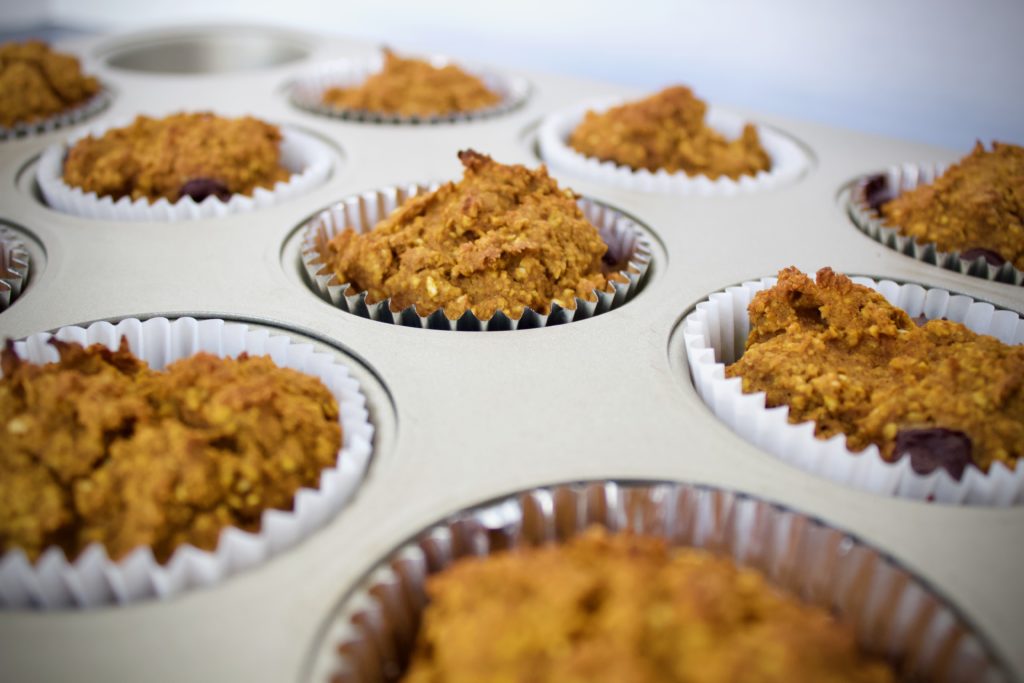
[0,316,374,608]
[299,183,652,331]
[0,227,30,311]
[307,480,1006,683]
[538,98,809,195]
[683,275,1024,505]
[36,115,336,221]
[848,164,1024,286]
[288,54,529,124]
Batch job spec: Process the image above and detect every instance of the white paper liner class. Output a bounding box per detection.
[288,54,530,124]
[849,164,1024,286]
[0,317,374,608]
[683,276,1024,505]
[0,227,30,311]
[307,481,1007,683]
[36,116,335,221]
[538,98,810,195]
[0,88,111,141]
[299,184,652,331]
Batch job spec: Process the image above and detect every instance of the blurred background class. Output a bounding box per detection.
[3,0,1023,149]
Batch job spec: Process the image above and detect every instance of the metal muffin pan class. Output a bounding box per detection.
[0,25,1021,683]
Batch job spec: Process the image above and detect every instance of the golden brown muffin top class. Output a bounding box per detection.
[568,85,771,180]
[726,267,1024,479]
[881,142,1024,271]
[317,150,620,320]
[0,40,100,128]
[0,339,341,563]
[321,49,501,117]
[61,112,290,203]
[401,527,895,683]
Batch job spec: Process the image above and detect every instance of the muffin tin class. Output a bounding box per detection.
[0,25,1021,682]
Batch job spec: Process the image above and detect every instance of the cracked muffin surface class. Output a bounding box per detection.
[316,150,622,320]
[880,142,1024,271]
[0,40,100,128]
[321,49,500,117]
[568,86,771,180]
[61,112,290,203]
[0,339,341,563]
[726,267,1024,479]
[402,527,895,683]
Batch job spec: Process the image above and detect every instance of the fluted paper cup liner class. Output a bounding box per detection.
[0,227,30,311]
[36,116,335,221]
[0,317,374,608]
[289,55,529,124]
[300,184,652,331]
[0,88,111,141]
[848,165,1024,286]
[538,98,809,195]
[683,276,1024,505]
[307,481,1007,683]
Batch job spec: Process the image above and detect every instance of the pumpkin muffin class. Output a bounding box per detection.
[402,527,896,683]
[321,49,500,117]
[61,112,290,203]
[568,86,771,180]
[878,142,1024,271]
[0,338,341,563]
[316,150,622,319]
[0,40,100,128]
[726,267,1024,479]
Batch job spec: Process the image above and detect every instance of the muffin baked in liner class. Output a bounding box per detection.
[848,164,1024,286]
[0,227,30,312]
[300,184,652,331]
[0,316,374,608]
[0,87,111,142]
[307,481,1005,682]
[683,275,1024,505]
[288,55,529,124]
[36,116,336,221]
[538,98,809,195]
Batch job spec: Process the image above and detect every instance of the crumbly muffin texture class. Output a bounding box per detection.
[321,49,501,117]
[62,112,290,203]
[318,150,621,319]
[881,141,1024,271]
[726,267,1023,478]
[402,528,895,683]
[0,339,341,563]
[568,86,771,180]
[0,40,100,128]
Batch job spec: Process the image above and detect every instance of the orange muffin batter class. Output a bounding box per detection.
[568,86,771,180]
[402,528,895,683]
[0,40,100,128]
[62,112,290,203]
[0,338,341,563]
[317,150,621,319]
[726,267,1024,479]
[321,49,500,117]
[880,142,1024,271]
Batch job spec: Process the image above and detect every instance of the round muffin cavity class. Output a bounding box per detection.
[725,267,1023,479]
[314,482,1003,682]
[61,112,290,204]
[403,527,895,683]
[568,86,771,180]
[878,142,1023,272]
[320,49,501,117]
[0,337,341,564]
[313,150,634,321]
[0,40,101,129]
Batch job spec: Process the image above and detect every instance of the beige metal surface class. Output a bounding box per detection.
[0,26,1020,683]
